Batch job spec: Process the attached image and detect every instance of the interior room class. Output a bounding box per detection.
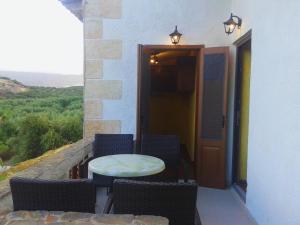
[146,50,198,163]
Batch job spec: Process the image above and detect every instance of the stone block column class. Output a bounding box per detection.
[83,0,123,139]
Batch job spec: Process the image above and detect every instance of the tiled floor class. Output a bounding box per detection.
[197,187,258,225]
[96,186,258,225]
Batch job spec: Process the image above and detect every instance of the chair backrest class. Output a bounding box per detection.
[141,135,180,168]
[93,134,134,158]
[10,177,96,213]
[113,179,198,225]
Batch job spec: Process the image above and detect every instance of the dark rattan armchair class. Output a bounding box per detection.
[91,134,134,187]
[141,134,187,182]
[10,177,96,213]
[113,179,201,225]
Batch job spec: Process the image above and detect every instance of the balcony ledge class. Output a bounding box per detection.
[1,211,168,225]
[0,139,92,216]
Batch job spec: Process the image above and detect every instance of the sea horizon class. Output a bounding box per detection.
[0,70,83,88]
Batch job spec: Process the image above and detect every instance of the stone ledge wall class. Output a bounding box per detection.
[0,139,92,216]
[1,211,168,225]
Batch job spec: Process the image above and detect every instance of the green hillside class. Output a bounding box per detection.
[0,79,83,164]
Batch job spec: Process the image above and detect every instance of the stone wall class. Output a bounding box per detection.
[1,211,168,225]
[0,140,92,216]
[83,0,123,139]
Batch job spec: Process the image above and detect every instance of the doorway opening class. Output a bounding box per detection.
[137,45,229,189]
[149,49,198,163]
[233,32,252,197]
[137,46,202,179]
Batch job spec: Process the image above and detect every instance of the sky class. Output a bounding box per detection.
[0,0,83,75]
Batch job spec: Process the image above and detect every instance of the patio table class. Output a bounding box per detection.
[88,154,165,178]
[88,154,165,213]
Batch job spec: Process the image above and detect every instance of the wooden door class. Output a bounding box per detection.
[196,47,229,189]
[136,45,151,151]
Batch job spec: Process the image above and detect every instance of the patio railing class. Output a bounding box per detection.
[0,139,92,216]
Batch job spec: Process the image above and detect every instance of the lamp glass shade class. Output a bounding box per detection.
[223,13,242,35]
[169,26,182,45]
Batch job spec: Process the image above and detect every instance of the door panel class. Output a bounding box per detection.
[197,47,229,189]
[140,49,151,134]
[136,45,151,150]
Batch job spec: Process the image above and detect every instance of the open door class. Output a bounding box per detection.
[196,47,229,189]
[136,45,151,151]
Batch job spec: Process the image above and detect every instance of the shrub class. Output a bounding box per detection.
[0,142,13,161]
[41,129,64,150]
[16,115,50,160]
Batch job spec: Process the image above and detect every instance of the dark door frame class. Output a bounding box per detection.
[232,30,252,197]
[136,44,204,164]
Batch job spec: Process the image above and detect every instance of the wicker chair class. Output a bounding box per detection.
[113,179,201,225]
[10,177,96,213]
[91,134,134,187]
[141,135,183,182]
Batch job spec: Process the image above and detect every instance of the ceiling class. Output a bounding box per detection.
[59,0,83,22]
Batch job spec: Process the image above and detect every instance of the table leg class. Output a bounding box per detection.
[103,193,114,214]
[88,169,93,179]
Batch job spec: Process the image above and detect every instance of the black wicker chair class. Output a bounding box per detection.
[113,179,201,225]
[91,134,134,187]
[141,135,183,182]
[10,177,96,213]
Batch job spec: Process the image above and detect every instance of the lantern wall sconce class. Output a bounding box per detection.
[169,26,182,45]
[223,13,242,35]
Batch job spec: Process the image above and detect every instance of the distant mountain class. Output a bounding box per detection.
[0,77,28,96]
[0,71,83,88]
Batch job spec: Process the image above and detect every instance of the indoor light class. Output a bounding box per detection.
[223,13,242,35]
[169,26,182,45]
[150,55,159,65]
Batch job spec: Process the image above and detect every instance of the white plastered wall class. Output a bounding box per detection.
[230,0,300,224]
[101,0,232,134]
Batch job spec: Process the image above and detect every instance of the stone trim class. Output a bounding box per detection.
[84,0,122,19]
[85,39,123,60]
[84,19,103,39]
[85,79,122,99]
[85,59,103,79]
[84,120,121,139]
[84,99,103,119]
[83,0,123,138]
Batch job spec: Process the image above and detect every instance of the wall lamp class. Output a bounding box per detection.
[223,13,242,35]
[169,26,182,45]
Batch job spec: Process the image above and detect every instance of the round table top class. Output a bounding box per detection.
[88,154,165,178]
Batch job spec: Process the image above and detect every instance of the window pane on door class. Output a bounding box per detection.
[201,54,225,140]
